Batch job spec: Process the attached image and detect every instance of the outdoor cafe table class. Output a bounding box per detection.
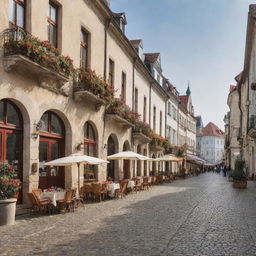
[127,180,135,189]
[107,183,120,198]
[40,191,66,207]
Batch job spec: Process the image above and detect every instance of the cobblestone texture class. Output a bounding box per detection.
[1,173,256,256]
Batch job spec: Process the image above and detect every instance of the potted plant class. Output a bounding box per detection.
[231,158,247,189]
[0,163,21,226]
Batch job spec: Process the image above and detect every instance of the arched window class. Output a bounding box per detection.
[0,99,23,201]
[39,111,65,190]
[84,122,97,180]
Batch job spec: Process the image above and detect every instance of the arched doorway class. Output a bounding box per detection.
[137,144,142,176]
[123,140,130,179]
[143,148,147,176]
[38,111,65,189]
[0,99,23,202]
[107,135,117,180]
[84,122,97,181]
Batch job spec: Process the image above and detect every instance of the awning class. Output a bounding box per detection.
[186,155,205,164]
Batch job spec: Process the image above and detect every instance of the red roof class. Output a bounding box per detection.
[201,122,224,137]
[130,39,142,45]
[179,95,189,108]
[229,85,236,92]
[144,53,160,63]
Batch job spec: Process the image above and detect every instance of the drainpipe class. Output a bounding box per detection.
[149,82,153,127]
[165,100,167,138]
[132,57,137,111]
[103,18,111,81]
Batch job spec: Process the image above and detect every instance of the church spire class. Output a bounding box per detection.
[186,81,191,96]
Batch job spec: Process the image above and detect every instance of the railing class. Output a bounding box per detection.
[1,27,28,55]
[1,28,73,77]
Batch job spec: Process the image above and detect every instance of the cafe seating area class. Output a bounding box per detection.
[26,173,177,216]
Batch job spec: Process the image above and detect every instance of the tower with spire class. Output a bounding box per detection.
[186,81,191,96]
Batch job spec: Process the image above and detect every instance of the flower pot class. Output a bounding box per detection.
[0,198,17,226]
[233,180,247,189]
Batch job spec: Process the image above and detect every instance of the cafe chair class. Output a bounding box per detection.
[27,192,51,214]
[32,189,42,199]
[142,177,149,190]
[56,189,75,213]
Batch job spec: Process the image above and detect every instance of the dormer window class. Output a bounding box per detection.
[113,12,127,34]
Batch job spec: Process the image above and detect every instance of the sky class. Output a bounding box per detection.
[110,0,254,129]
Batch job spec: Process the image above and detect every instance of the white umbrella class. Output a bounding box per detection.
[107,151,151,161]
[156,154,183,162]
[107,151,153,177]
[44,153,108,193]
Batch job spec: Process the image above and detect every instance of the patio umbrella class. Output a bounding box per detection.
[44,153,108,193]
[107,151,153,177]
[156,154,183,162]
[107,151,151,161]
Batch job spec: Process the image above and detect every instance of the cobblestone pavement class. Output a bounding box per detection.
[1,173,256,256]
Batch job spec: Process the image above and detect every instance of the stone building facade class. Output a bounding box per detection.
[225,4,256,176]
[0,0,198,204]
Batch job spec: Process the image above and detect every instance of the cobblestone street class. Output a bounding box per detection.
[1,173,256,256]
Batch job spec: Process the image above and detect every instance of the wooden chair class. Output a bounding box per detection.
[57,189,76,213]
[117,180,128,199]
[27,192,51,214]
[32,189,42,199]
[135,178,143,192]
[91,183,102,202]
[142,177,149,190]
[101,183,108,200]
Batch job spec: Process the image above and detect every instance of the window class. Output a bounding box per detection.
[80,29,89,71]
[143,97,147,122]
[9,0,26,28]
[108,59,114,86]
[168,103,171,116]
[48,2,58,48]
[160,111,162,136]
[135,88,138,113]
[153,106,156,132]
[84,122,97,180]
[121,72,126,102]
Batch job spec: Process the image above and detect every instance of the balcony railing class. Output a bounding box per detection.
[1,28,73,92]
[73,69,114,110]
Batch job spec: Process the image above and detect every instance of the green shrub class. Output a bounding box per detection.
[230,158,246,181]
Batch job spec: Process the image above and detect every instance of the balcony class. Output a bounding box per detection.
[105,113,134,129]
[73,70,113,111]
[248,115,256,138]
[132,131,151,144]
[149,143,164,152]
[1,28,73,95]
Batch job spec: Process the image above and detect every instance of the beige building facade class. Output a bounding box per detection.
[0,0,199,205]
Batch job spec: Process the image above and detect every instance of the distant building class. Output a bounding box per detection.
[197,122,225,164]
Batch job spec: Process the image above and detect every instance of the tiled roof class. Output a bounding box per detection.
[229,85,236,92]
[130,39,142,45]
[144,53,160,63]
[201,122,224,137]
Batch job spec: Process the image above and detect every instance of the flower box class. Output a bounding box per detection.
[73,69,114,109]
[2,28,73,91]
